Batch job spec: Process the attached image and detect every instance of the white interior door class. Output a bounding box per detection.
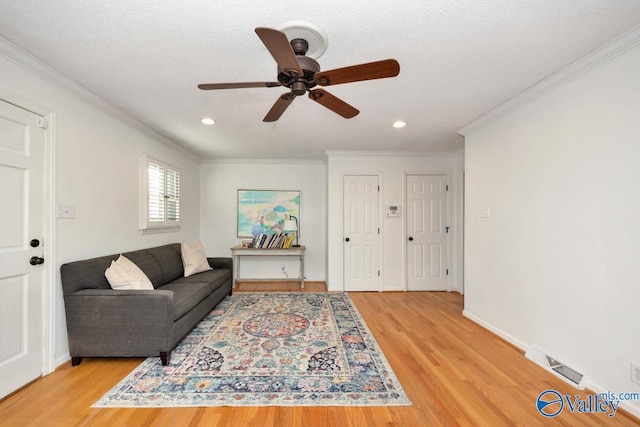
[343,175,380,291]
[406,174,449,291]
[0,99,45,399]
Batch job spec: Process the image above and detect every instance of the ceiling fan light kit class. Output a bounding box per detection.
[198,23,400,122]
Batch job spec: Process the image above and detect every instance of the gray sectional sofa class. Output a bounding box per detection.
[60,243,232,366]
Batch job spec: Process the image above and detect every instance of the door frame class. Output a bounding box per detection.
[0,90,57,375]
[403,171,452,292]
[340,172,383,292]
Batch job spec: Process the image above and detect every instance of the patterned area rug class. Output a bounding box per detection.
[94,292,410,407]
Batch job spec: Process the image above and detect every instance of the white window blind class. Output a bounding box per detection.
[166,168,180,221]
[141,155,181,233]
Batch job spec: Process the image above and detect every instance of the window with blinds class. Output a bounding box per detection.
[141,155,181,233]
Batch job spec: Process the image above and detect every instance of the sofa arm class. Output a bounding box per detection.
[208,257,232,271]
[63,289,176,359]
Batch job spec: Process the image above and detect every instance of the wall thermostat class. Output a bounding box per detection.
[385,205,401,217]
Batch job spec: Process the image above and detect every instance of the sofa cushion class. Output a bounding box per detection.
[158,282,212,320]
[144,243,184,287]
[122,250,165,287]
[181,241,212,277]
[171,269,232,293]
[105,255,154,290]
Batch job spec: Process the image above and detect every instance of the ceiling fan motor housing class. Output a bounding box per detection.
[277,38,320,93]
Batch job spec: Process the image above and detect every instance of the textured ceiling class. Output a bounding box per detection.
[1,1,639,160]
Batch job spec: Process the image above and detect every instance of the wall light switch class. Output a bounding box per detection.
[481,208,491,218]
[56,204,75,219]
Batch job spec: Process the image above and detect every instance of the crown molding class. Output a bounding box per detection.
[0,36,199,163]
[324,150,457,158]
[458,24,640,136]
[201,158,325,165]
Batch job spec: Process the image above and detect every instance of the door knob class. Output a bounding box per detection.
[345,237,350,242]
[408,236,414,241]
[30,256,45,265]
[30,239,40,248]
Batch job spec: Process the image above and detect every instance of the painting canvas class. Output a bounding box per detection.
[237,190,300,237]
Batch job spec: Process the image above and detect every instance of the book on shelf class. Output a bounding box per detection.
[284,232,295,248]
[246,232,296,249]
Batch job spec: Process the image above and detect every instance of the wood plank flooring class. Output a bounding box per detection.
[1,283,638,426]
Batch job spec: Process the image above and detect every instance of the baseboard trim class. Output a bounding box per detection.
[55,354,71,369]
[587,382,640,420]
[463,310,640,420]
[462,309,527,351]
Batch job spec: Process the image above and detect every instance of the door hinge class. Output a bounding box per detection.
[378,270,380,277]
[378,227,380,234]
[446,269,449,275]
[446,184,449,191]
[445,226,450,233]
[37,117,48,129]
[377,185,380,191]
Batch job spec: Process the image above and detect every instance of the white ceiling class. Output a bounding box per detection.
[1,1,639,160]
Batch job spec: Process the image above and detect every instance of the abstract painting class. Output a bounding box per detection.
[237,189,300,237]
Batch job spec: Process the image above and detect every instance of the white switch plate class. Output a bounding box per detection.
[56,204,75,219]
[481,208,491,218]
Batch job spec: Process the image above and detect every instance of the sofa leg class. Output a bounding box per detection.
[228,288,233,296]
[71,357,83,366]
[160,351,171,366]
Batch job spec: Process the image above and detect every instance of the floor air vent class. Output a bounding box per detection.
[525,345,588,389]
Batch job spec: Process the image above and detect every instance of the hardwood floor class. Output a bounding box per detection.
[1,284,637,426]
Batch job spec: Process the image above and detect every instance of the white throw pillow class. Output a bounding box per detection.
[181,240,212,277]
[105,255,154,290]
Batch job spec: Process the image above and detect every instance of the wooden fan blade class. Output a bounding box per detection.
[314,59,400,86]
[255,27,303,77]
[198,82,281,90]
[308,89,359,119]
[263,93,295,122]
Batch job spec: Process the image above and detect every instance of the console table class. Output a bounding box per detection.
[230,245,306,288]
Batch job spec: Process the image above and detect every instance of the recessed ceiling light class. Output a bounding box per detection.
[201,117,216,125]
[392,121,406,128]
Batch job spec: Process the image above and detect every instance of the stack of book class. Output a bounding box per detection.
[248,232,295,249]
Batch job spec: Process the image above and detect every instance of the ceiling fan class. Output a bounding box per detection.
[198,27,400,122]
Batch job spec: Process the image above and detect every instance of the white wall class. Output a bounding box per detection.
[0,42,202,366]
[200,160,326,281]
[326,151,463,292]
[463,37,640,414]
[453,149,465,293]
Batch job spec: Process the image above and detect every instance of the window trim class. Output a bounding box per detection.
[140,154,181,234]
